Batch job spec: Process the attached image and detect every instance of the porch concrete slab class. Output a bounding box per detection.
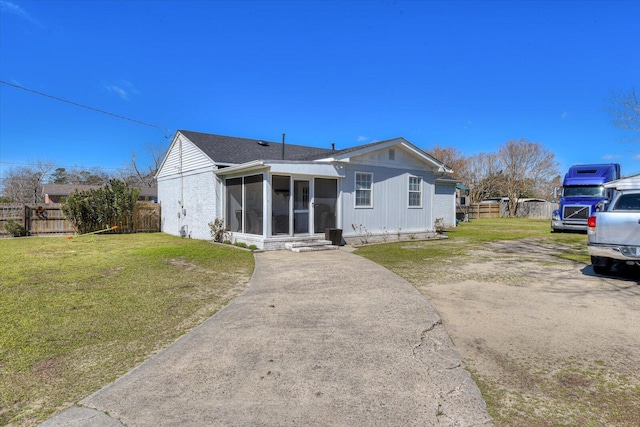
[42,250,491,426]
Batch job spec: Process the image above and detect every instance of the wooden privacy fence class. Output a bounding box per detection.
[457,201,558,220]
[457,203,501,219]
[0,203,161,237]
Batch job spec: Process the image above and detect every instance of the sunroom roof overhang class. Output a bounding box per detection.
[214,160,343,178]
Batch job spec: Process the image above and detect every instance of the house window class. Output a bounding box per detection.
[355,172,373,207]
[408,176,422,208]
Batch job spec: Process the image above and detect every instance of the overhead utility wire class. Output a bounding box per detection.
[0,79,170,133]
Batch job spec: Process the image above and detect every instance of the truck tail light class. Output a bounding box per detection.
[588,216,596,228]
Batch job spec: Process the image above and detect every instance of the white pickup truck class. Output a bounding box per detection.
[587,188,640,275]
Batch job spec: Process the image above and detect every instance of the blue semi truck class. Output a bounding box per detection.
[551,163,621,232]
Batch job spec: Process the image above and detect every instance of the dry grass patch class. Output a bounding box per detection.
[356,218,640,426]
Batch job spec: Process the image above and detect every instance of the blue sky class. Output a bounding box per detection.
[1,0,639,181]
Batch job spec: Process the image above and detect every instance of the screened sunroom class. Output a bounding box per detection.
[215,161,343,250]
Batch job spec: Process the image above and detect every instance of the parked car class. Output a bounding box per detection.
[587,189,640,275]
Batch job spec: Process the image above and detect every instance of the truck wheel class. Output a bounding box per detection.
[591,256,611,275]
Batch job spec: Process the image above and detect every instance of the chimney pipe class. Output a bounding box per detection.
[282,133,285,160]
[331,142,335,151]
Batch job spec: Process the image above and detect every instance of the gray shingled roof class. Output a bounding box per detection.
[179,130,333,164]
[299,138,406,161]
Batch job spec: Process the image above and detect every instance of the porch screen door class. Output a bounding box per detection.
[272,175,290,235]
[293,180,309,234]
[314,178,338,233]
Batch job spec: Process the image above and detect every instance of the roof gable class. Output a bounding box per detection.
[313,137,452,172]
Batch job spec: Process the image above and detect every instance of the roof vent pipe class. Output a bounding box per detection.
[282,133,285,160]
[331,142,335,151]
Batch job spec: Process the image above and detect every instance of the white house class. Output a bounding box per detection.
[156,130,457,250]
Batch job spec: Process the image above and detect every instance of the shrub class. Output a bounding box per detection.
[62,180,140,234]
[4,219,26,237]
[248,244,258,250]
[208,218,225,243]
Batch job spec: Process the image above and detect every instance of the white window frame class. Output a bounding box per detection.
[354,172,373,208]
[408,175,422,208]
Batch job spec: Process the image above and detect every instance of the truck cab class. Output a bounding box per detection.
[551,163,621,232]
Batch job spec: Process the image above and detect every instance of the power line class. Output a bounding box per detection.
[0,79,170,133]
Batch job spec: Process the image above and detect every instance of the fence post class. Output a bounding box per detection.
[23,205,29,235]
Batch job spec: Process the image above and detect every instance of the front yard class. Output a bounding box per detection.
[3,220,638,426]
[357,218,640,426]
[0,234,254,426]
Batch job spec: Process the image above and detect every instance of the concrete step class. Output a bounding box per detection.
[288,245,339,253]
[284,240,332,250]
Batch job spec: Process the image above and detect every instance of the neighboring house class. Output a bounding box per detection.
[604,174,640,190]
[156,130,456,250]
[43,184,158,203]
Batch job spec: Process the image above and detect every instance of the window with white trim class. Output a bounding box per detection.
[355,172,373,207]
[408,176,422,208]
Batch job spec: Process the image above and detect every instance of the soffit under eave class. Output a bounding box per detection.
[214,161,343,179]
[214,161,268,177]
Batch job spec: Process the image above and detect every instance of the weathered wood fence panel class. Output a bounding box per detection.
[457,203,501,219]
[0,203,161,237]
[0,204,25,223]
[458,201,557,220]
[27,204,74,235]
[116,203,162,233]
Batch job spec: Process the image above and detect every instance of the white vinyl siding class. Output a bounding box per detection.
[355,172,373,208]
[408,176,422,208]
[156,133,213,179]
[341,165,436,238]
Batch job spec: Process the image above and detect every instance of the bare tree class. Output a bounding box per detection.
[496,139,559,217]
[466,152,503,203]
[609,87,640,140]
[427,145,470,181]
[119,143,166,187]
[0,161,55,203]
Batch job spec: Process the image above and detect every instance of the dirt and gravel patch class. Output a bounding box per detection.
[408,239,640,426]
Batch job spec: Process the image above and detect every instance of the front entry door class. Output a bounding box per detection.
[314,178,338,233]
[293,180,309,234]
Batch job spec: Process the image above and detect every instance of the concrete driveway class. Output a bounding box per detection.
[42,249,491,426]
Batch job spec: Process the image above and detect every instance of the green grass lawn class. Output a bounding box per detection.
[356,217,589,266]
[0,233,254,426]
